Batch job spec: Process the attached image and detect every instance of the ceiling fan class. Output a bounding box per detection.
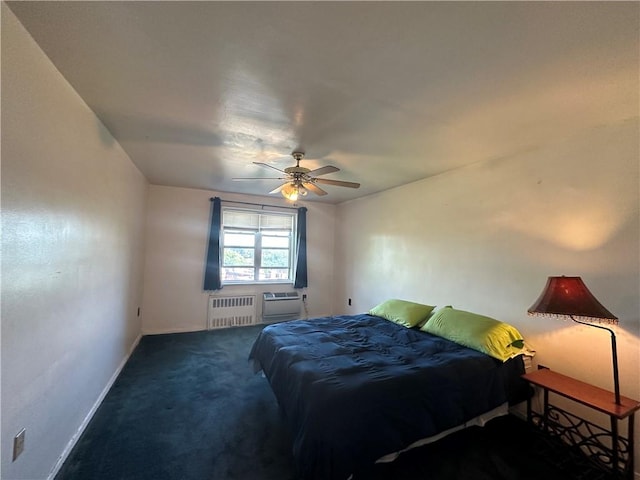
[233,152,360,201]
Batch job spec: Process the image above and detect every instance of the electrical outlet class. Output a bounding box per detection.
[302,294,307,301]
[13,428,25,461]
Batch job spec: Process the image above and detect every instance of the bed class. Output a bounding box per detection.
[249,311,529,480]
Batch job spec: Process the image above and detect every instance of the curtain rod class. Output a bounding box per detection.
[210,197,300,211]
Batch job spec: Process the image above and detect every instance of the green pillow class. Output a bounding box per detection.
[420,307,524,362]
[369,299,435,328]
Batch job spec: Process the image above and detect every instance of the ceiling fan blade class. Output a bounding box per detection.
[308,165,339,176]
[303,182,328,196]
[232,177,286,181]
[315,178,360,189]
[269,183,290,194]
[253,162,286,173]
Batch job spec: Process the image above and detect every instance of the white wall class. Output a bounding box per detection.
[3,0,637,476]
[1,6,148,479]
[141,185,336,334]
[334,118,640,471]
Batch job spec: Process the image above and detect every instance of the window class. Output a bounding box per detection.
[221,208,296,284]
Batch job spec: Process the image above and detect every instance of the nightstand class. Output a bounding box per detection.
[522,368,640,479]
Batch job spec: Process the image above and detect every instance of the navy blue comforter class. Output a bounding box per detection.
[249,314,526,480]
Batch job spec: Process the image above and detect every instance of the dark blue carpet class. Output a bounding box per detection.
[56,326,295,480]
[55,326,596,480]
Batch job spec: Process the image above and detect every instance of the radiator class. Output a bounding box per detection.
[262,292,302,322]
[208,294,257,329]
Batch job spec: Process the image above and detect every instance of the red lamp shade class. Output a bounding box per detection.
[528,276,618,324]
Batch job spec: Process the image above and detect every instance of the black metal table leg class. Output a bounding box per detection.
[610,415,619,479]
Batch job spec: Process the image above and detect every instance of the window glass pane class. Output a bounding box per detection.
[259,268,290,281]
[222,267,255,282]
[260,214,293,230]
[224,232,255,247]
[262,235,290,248]
[223,248,254,266]
[263,230,290,237]
[223,210,260,229]
[261,249,289,267]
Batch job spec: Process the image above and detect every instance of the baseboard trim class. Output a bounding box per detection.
[47,333,142,480]
[142,326,206,335]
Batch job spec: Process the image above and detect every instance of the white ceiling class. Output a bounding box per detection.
[7,1,638,204]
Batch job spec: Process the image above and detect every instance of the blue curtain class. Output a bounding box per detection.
[203,197,222,290]
[294,207,308,288]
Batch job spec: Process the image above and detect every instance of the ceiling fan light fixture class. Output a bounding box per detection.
[281,183,303,201]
